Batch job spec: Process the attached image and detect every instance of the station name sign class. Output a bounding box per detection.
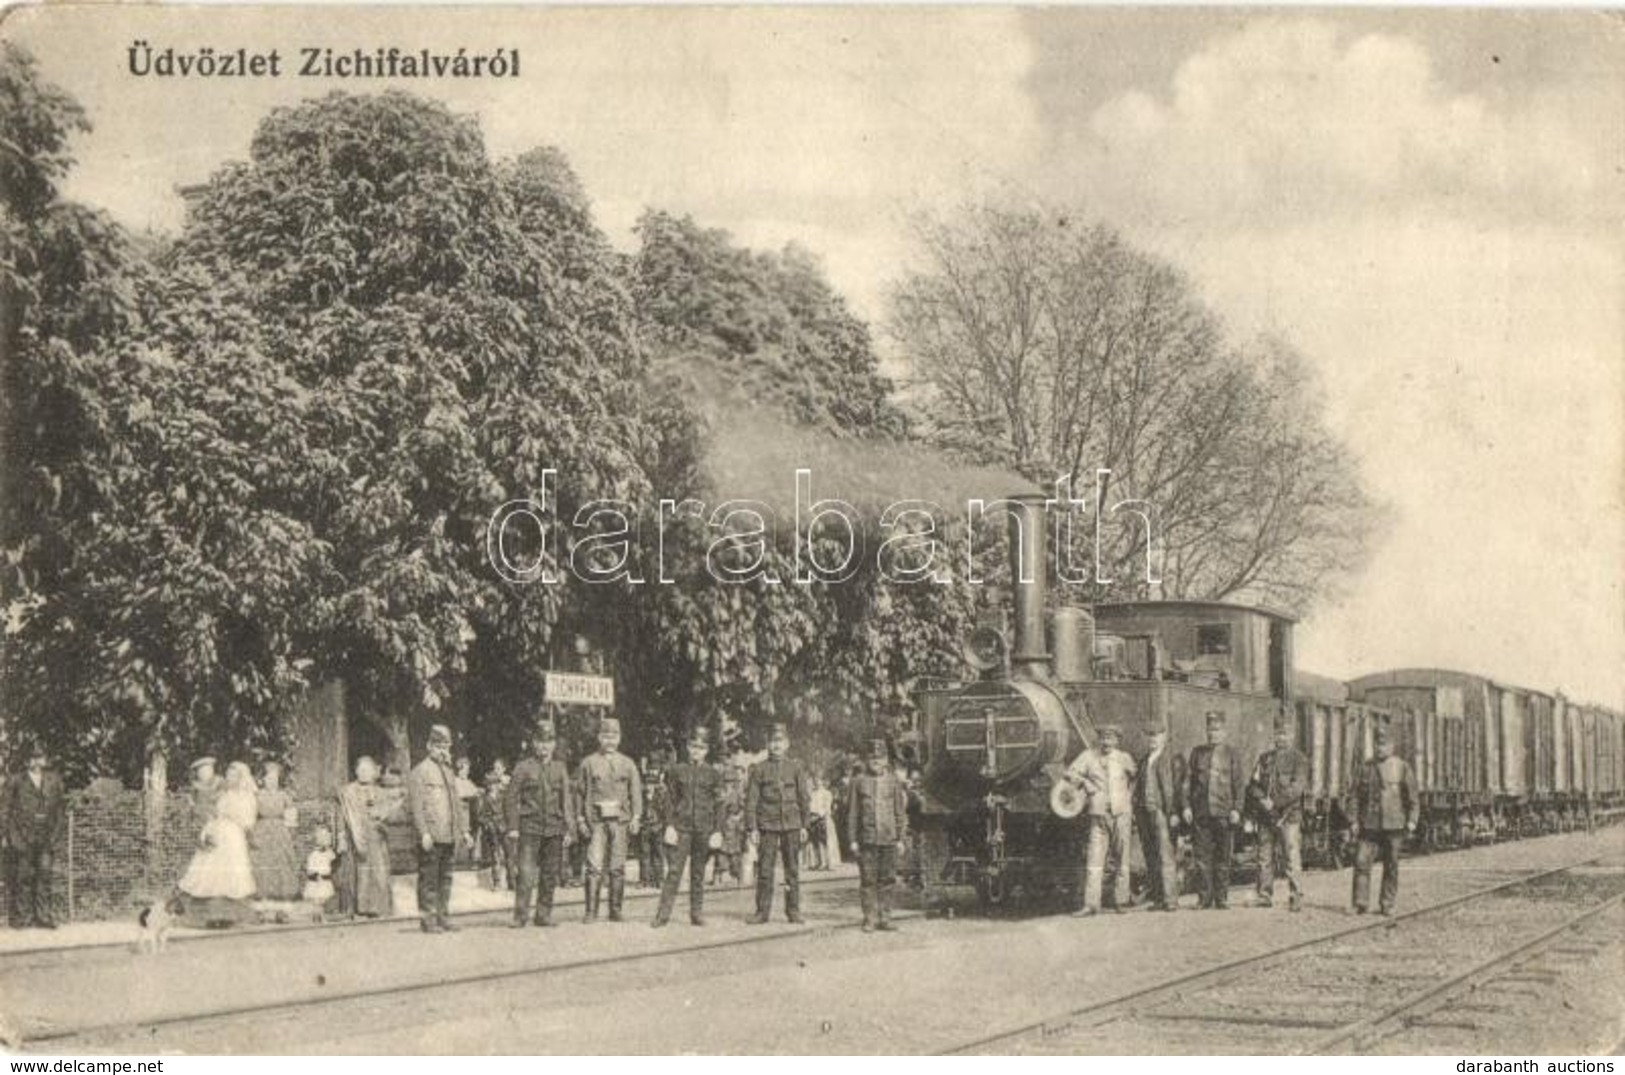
[545,672,615,708]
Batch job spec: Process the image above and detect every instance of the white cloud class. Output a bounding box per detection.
[1074,17,1617,229]
[1063,17,1625,705]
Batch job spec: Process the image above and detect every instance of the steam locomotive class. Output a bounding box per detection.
[903,494,1625,913]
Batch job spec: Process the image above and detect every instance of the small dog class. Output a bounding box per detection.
[134,895,181,954]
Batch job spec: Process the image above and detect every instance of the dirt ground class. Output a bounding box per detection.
[5,826,1621,1055]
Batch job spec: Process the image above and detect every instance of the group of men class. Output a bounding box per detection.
[2,709,1420,934]
[412,717,909,935]
[1067,711,1419,917]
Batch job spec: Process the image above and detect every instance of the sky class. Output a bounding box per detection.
[5,5,1622,707]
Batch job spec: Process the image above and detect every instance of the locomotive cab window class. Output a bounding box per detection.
[1197,623,1233,656]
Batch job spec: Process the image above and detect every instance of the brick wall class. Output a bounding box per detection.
[0,790,343,924]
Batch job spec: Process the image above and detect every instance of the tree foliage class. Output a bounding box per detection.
[889,205,1384,612]
[3,87,657,776]
[1,42,163,779]
[618,212,982,752]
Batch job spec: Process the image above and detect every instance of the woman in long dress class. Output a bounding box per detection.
[177,761,260,928]
[250,761,303,900]
[335,755,394,918]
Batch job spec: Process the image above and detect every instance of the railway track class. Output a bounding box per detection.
[23,885,914,1049]
[945,856,1625,1055]
[0,872,853,966]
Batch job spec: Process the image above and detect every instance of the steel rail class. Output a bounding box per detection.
[25,905,921,1047]
[1305,886,1625,1054]
[0,873,854,964]
[939,854,1604,1055]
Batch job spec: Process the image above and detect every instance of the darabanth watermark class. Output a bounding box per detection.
[484,470,1161,587]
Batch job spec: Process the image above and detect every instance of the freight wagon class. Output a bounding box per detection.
[1344,669,1625,844]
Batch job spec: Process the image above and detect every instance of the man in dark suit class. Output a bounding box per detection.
[408,724,472,933]
[3,746,66,929]
[1135,724,1184,911]
[652,727,723,927]
[1352,725,1419,916]
[744,724,812,925]
[1183,711,1247,909]
[504,721,575,928]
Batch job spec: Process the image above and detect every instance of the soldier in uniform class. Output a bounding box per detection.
[1250,716,1310,911]
[408,724,472,933]
[1067,724,1137,916]
[744,724,812,925]
[504,722,575,928]
[845,739,909,932]
[1351,725,1419,916]
[1134,725,1184,912]
[1182,711,1247,910]
[3,746,66,929]
[652,728,723,927]
[575,716,642,923]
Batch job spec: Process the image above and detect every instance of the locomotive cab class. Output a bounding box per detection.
[910,493,1296,914]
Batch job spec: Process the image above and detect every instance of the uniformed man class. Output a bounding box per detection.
[1183,711,1247,910]
[408,724,472,933]
[575,716,642,923]
[1067,724,1137,916]
[652,728,723,927]
[1134,725,1184,912]
[504,721,575,928]
[744,724,812,925]
[1250,716,1310,911]
[3,746,66,929]
[846,738,909,932]
[1351,725,1419,916]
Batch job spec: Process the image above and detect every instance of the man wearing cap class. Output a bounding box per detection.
[1183,711,1247,910]
[744,724,813,925]
[408,724,472,933]
[1135,725,1184,912]
[1249,717,1310,912]
[504,722,575,928]
[1066,724,1137,916]
[575,716,642,923]
[652,728,723,927]
[3,746,65,929]
[1351,725,1419,916]
[846,739,909,932]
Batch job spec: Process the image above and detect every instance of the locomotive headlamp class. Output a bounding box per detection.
[963,626,1008,672]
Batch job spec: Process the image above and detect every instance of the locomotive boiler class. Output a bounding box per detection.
[908,494,1295,912]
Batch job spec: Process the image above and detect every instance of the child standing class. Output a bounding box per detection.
[303,825,337,922]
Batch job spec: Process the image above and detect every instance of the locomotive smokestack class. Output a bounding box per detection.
[1008,494,1050,680]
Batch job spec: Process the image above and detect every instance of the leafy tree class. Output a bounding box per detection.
[889,204,1384,613]
[3,88,658,776]
[0,43,164,779]
[620,212,985,754]
[160,94,655,759]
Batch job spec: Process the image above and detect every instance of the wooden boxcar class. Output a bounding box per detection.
[1348,669,1616,840]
